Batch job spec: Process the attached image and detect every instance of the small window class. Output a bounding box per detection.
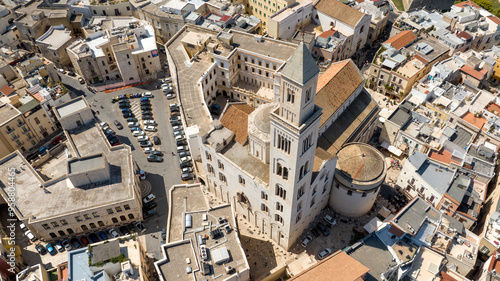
[42,224,50,230]
[81,225,88,231]
[51,222,59,227]
[60,219,68,225]
[124,204,130,210]
[347,190,353,196]
[75,216,82,222]
[92,212,99,218]
[107,209,114,214]
[128,214,135,219]
[98,221,105,227]
[89,223,97,229]
[115,206,122,212]
[84,214,91,220]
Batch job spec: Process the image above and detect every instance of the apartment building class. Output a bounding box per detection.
[67,17,160,84]
[267,0,313,40]
[35,25,75,69]
[313,0,371,59]
[0,97,142,242]
[0,99,56,159]
[367,31,449,99]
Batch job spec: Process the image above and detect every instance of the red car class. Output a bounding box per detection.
[52,136,62,145]
[80,236,90,246]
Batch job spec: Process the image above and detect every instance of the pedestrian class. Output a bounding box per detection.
[171,152,175,156]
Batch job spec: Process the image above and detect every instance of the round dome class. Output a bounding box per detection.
[254,104,273,133]
[336,143,385,182]
[0,6,9,18]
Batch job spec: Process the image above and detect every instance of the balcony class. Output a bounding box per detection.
[6,128,15,134]
[17,121,26,127]
[40,127,47,133]
[22,129,30,135]
[11,135,19,141]
[16,141,25,148]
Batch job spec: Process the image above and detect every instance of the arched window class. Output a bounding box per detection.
[66,228,74,234]
[49,232,57,238]
[120,215,126,221]
[81,225,88,231]
[112,217,118,223]
[98,221,105,227]
[58,230,65,236]
[128,214,134,219]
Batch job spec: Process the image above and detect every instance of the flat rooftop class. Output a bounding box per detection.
[220,141,269,183]
[392,197,442,236]
[159,184,249,281]
[55,98,88,118]
[0,102,19,126]
[0,125,135,221]
[37,27,72,50]
[68,154,104,174]
[404,247,443,280]
[346,234,394,281]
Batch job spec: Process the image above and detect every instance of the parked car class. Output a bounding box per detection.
[139,170,147,180]
[166,93,176,99]
[149,151,164,157]
[57,68,66,74]
[142,92,153,98]
[139,141,153,147]
[135,222,146,233]
[301,236,313,247]
[54,241,64,252]
[109,228,119,238]
[144,147,156,153]
[181,173,194,181]
[180,161,193,168]
[137,135,149,142]
[144,208,156,219]
[140,100,150,105]
[173,130,184,137]
[142,115,154,120]
[88,233,100,243]
[179,151,190,158]
[172,125,183,132]
[129,127,141,132]
[143,201,157,210]
[121,108,132,113]
[104,129,115,136]
[25,230,36,241]
[140,97,149,102]
[80,236,90,246]
[35,244,47,255]
[169,102,178,108]
[128,122,140,128]
[70,238,81,248]
[170,116,181,122]
[126,117,138,122]
[143,193,156,204]
[180,156,192,163]
[324,215,337,227]
[162,77,172,83]
[19,222,27,231]
[141,110,152,116]
[141,106,152,111]
[46,244,57,255]
[133,130,145,137]
[153,136,161,145]
[62,240,72,251]
[177,146,189,152]
[170,111,180,117]
[98,231,108,241]
[144,125,157,132]
[143,120,156,126]
[118,99,130,104]
[147,155,163,162]
[315,222,330,236]
[122,112,135,118]
[52,136,63,145]
[78,77,85,84]
[119,226,130,236]
[119,103,130,109]
[181,167,193,173]
[175,135,185,142]
[67,71,76,77]
[311,228,320,237]
[171,120,181,126]
[177,140,188,146]
[318,248,332,260]
[114,120,123,130]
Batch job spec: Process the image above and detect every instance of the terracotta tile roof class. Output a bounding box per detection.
[388,223,405,238]
[429,149,461,165]
[461,111,486,129]
[220,103,254,144]
[440,271,458,281]
[315,59,364,127]
[384,31,417,50]
[0,85,15,96]
[456,31,472,40]
[32,92,46,102]
[460,65,486,81]
[314,0,365,27]
[488,16,500,25]
[318,29,336,38]
[413,54,428,64]
[289,251,369,281]
[454,0,480,9]
[488,251,500,271]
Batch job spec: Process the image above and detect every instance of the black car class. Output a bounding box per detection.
[106,134,116,140]
[114,120,123,130]
[311,228,320,237]
[315,223,330,236]
[147,155,163,162]
[119,104,130,109]
[177,140,187,146]
[119,100,130,104]
[171,120,181,126]
[67,71,76,77]
[88,233,100,243]
[143,201,157,210]
[170,111,180,117]
[140,101,150,106]
[180,161,193,168]
[70,238,82,248]
[142,115,154,120]
[119,226,130,235]
[153,136,161,145]
[126,117,138,122]
[150,151,164,157]
[35,244,47,255]
[141,110,152,115]
[141,106,152,111]
[123,112,135,118]
[170,106,180,112]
